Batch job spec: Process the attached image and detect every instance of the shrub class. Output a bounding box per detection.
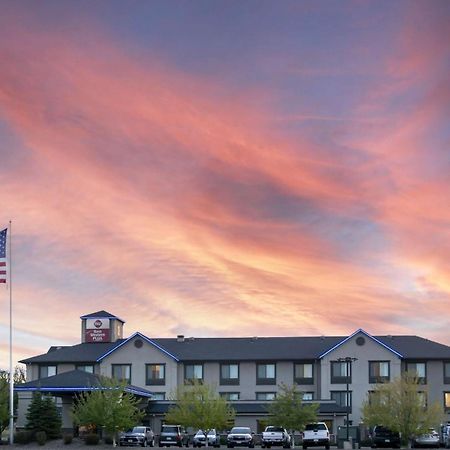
[63,433,74,444]
[36,430,47,445]
[85,433,100,445]
[15,430,34,444]
[104,434,114,445]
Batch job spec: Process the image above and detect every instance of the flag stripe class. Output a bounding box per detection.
[0,228,7,283]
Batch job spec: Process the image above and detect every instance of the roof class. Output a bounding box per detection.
[80,310,125,323]
[20,340,124,364]
[375,335,450,359]
[318,329,404,359]
[15,369,153,397]
[151,336,343,361]
[19,333,450,365]
[147,400,347,416]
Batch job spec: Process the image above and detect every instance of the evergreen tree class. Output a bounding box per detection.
[26,392,45,434]
[41,396,62,439]
[26,392,62,439]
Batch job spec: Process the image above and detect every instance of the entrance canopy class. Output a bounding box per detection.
[15,369,154,398]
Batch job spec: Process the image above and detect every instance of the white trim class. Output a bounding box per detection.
[318,329,404,359]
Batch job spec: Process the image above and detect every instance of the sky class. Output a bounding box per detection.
[0,0,449,369]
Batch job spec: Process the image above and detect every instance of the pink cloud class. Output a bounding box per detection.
[0,3,449,368]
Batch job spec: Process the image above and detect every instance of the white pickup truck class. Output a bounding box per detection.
[261,426,291,448]
[302,423,330,450]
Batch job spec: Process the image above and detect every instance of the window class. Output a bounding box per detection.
[185,364,203,382]
[146,364,165,385]
[368,390,387,406]
[331,391,352,412]
[76,364,94,373]
[152,392,165,400]
[302,392,314,401]
[369,361,390,383]
[444,362,450,384]
[294,363,314,384]
[444,392,450,411]
[112,364,131,383]
[220,392,240,401]
[220,363,239,385]
[406,362,427,384]
[331,361,351,384]
[256,392,277,401]
[257,363,276,385]
[418,391,427,408]
[39,365,57,378]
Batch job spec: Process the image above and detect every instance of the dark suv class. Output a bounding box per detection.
[370,426,400,448]
[160,425,190,447]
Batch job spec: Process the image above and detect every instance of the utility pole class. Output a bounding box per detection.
[337,357,357,442]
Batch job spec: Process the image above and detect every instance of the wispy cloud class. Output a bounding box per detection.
[0,1,449,367]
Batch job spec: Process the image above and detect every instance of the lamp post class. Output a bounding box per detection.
[337,357,358,442]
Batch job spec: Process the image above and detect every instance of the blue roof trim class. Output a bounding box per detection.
[14,386,153,398]
[318,329,404,359]
[96,332,179,362]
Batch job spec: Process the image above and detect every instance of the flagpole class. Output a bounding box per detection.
[8,220,14,445]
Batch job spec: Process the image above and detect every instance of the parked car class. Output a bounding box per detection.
[160,425,190,447]
[119,426,155,447]
[261,426,291,448]
[440,424,450,448]
[370,426,400,448]
[193,429,221,447]
[302,423,330,450]
[227,427,254,448]
[412,429,439,448]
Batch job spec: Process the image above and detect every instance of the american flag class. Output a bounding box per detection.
[0,228,7,283]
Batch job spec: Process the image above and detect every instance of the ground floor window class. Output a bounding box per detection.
[444,392,450,411]
[220,392,240,401]
[256,392,276,400]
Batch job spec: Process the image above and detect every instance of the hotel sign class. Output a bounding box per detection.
[85,318,111,343]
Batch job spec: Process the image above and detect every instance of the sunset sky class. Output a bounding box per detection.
[1,0,449,369]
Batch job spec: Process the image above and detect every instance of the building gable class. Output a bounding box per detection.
[318,329,404,359]
[96,331,179,362]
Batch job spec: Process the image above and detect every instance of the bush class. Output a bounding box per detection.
[15,430,34,444]
[85,433,100,445]
[36,430,47,445]
[103,435,114,445]
[63,433,74,444]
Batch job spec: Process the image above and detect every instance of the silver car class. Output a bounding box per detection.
[193,429,221,448]
[413,429,439,448]
[119,426,155,447]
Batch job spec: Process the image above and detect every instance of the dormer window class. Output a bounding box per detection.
[39,365,57,378]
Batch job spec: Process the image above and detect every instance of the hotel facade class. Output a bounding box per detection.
[16,311,450,435]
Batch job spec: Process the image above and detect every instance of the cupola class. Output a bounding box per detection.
[80,310,125,343]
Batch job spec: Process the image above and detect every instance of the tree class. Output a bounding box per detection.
[72,376,144,446]
[26,391,62,439]
[361,373,444,446]
[0,366,26,435]
[165,381,235,440]
[266,383,318,444]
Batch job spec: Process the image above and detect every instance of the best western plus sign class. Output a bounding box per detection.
[85,318,111,342]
